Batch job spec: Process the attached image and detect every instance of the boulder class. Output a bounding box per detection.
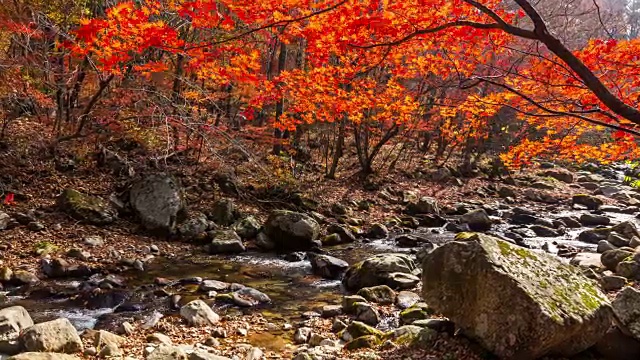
[179,300,219,327]
[232,287,271,307]
[309,254,349,280]
[326,224,356,244]
[572,194,603,210]
[354,302,380,325]
[367,223,389,239]
[541,168,575,183]
[233,216,261,239]
[0,306,33,354]
[579,214,611,226]
[608,232,631,247]
[263,210,321,251]
[357,285,396,305]
[129,174,185,235]
[406,197,440,215]
[612,221,640,240]
[579,227,612,244]
[176,212,208,241]
[146,344,188,360]
[57,189,117,225]
[612,287,640,341]
[210,198,237,226]
[601,248,634,272]
[459,209,492,232]
[20,318,83,354]
[208,230,245,254]
[8,354,80,360]
[422,232,613,360]
[529,225,559,237]
[342,254,417,291]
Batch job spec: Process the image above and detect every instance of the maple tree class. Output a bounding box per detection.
[2,0,640,174]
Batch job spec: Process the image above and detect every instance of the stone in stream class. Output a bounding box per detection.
[556,216,582,228]
[601,248,634,272]
[263,210,321,251]
[597,240,616,253]
[612,287,640,341]
[309,254,349,280]
[460,209,492,231]
[342,253,417,291]
[179,300,219,327]
[616,254,640,280]
[600,275,627,292]
[422,232,613,360]
[529,225,559,237]
[357,285,396,305]
[579,213,611,226]
[342,295,367,314]
[231,287,270,307]
[57,189,118,225]
[395,291,421,309]
[0,306,33,355]
[394,234,431,248]
[579,227,612,244]
[608,232,631,247]
[129,174,185,235]
[20,318,83,354]
[207,230,245,254]
[572,194,604,210]
[325,223,356,245]
[612,221,640,240]
[366,223,389,239]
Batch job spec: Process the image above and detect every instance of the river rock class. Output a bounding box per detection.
[57,189,117,225]
[406,197,440,215]
[616,255,640,280]
[146,344,187,360]
[557,216,581,228]
[357,285,396,305]
[129,174,185,235]
[232,287,271,307]
[395,291,420,309]
[601,248,634,272]
[529,225,559,237]
[342,254,417,291]
[580,214,611,226]
[572,194,604,210]
[597,240,616,253]
[612,287,640,341]
[176,212,208,241]
[422,232,613,360]
[608,232,631,247]
[326,224,356,244]
[367,223,389,239]
[20,318,83,354]
[542,168,575,183]
[8,354,81,360]
[460,209,492,231]
[354,303,380,326]
[601,275,627,291]
[579,227,612,243]
[0,306,33,354]
[570,252,603,269]
[595,327,640,360]
[210,198,237,226]
[263,210,321,251]
[180,300,219,326]
[612,221,640,240]
[309,254,349,280]
[208,230,245,254]
[342,295,367,314]
[233,216,261,239]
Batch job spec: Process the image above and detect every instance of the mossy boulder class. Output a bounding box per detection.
[57,189,117,225]
[263,210,321,251]
[342,254,417,291]
[601,248,634,272]
[345,321,383,339]
[422,232,613,360]
[572,194,603,210]
[399,304,434,325]
[344,335,380,350]
[357,285,396,305]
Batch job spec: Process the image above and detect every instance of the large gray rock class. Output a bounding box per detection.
[612,287,640,341]
[422,233,613,360]
[57,189,117,225]
[129,174,185,235]
[8,353,80,360]
[263,210,321,251]
[208,230,245,254]
[309,254,349,280]
[146,344,188,360]
[176,212,208,241]
[179,300,219,327]
[460,209,492,232]
[343,254,417,291]
[0,306,33,354]
[20,318,83,354]
[572,194,603,210]
[406,197,440,215]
